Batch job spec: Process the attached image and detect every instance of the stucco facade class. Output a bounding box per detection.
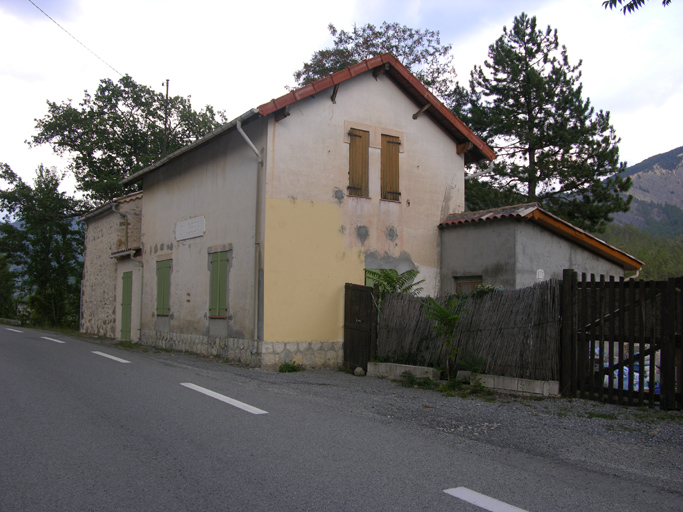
[80,53,493,368]
[439,204,642,293]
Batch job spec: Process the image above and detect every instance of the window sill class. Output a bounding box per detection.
[380,198,401,204]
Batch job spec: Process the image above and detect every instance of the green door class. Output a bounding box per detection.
[121,271,133,340]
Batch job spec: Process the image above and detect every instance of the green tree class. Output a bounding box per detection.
[465,13,631,232]
[0,254,16,319]
[293,22,456,99]
[29,75,226,205]
[0,163,84,327]
[603,0,671,14]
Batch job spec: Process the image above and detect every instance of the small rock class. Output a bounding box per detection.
[354,367,365,377]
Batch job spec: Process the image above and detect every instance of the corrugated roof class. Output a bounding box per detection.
[440,203,644,271]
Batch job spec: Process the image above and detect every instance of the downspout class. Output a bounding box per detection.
[237,120,263,350]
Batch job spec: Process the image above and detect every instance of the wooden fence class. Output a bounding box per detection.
[373,271,682,410]
[561,270,683,410]
[377,280,562,381]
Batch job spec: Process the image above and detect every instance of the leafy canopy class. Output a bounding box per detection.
[30,75,227,206]
[0,163,84,327]
[465,13,632,232]
[293,22,456,99]
[603,0,672,14]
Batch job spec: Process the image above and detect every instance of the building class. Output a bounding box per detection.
[80,53,495,368]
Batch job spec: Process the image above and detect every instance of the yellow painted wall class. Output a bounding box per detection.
[263,197,364,342]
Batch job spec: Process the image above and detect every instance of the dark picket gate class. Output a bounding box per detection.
[561,269,683,410]
[343,283,377,372]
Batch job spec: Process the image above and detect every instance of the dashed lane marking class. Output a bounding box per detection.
[5,328,22,333]
[92,351,131,363]
[180,383,268,415]
[41,337,65,344]
[444,487,528,512]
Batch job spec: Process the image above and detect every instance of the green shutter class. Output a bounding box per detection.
[209,251,229,317]
[121,271,133,340]
[156,260,171,316]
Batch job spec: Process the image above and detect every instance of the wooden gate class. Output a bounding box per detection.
[561,270,682,410]
[343,283,377,372]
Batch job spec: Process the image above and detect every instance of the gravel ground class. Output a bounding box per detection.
[94,338,683,496]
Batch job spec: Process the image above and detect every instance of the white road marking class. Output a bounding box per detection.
[41,336,65,344]
[92,351,130,363]
[180,383,268,415]
[5,328,22,333]
[444,487,528,512]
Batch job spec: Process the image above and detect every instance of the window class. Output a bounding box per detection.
[454,276,482,295]
[348,128,369,197]
[156,260,171,316]
[209,251,229,318]
[381,134,400,200]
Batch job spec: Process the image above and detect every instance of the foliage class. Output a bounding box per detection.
[465,13,632,233]
[30,75,226,205]
[398,371,439,389]
[421,295,468,380]
[279,361,304,373]
[599,223,683,280]
[293,22,456,99]
[365,268,424,308]
[457,352,486,374]
[603,0,671,14]
[0,254,16,318]
[0,163,83,327]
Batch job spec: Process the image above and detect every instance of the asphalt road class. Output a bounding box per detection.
[1,327,681,511]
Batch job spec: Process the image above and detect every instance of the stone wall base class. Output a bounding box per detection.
[140,330,261,367]
[261,341,343,370]
[139,331,343,370]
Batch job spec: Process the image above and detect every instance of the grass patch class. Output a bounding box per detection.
[587,411,619,420]
[398,371,439,390]
[279,361,304,373]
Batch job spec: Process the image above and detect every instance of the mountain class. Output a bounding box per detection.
[612,145,683,237]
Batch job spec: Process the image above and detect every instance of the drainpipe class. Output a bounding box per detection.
[237,120,263,350]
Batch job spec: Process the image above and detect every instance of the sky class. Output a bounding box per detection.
[1,0,682,193]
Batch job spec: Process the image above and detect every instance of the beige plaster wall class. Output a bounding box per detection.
[263,72,466,343]
[139,119,266,341]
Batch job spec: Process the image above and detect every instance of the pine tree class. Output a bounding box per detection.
[466,13,632,232]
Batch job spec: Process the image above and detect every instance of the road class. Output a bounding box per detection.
[1,327,681,511]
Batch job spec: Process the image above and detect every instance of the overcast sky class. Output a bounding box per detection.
[1,0,681,192]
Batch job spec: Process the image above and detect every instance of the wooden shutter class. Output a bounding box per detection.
[156,260,171,316]
[381,134,400,200]
[348,128,369,197]
[209,251,229,317]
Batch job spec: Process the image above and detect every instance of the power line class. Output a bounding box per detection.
[26,0,123,76]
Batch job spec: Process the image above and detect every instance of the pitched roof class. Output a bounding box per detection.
[121,53,495,186]
[440,203,644,271]
[258,53,495,164]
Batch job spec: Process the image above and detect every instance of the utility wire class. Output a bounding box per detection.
[27,0,123,76]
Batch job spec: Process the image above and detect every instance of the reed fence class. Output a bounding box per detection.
[377,280,562,381]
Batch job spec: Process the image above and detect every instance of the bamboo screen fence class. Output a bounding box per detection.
[377,280,562,381]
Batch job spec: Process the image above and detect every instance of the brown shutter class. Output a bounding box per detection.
[348,128,369,197]
[381,134,400,200]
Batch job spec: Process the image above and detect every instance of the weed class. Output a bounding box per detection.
[113,340,137,349]
[279,361,304,373]
[587,412,618,420]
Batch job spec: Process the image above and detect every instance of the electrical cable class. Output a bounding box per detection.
[26,0,123,76]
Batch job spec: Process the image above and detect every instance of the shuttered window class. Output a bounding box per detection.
[381,134,400,201]
[348,128,369,197]
[209,251,229,318]
[156,260,171,316]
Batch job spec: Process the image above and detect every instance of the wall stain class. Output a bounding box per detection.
[356,225,369,246]
[154,243,158,254]
[339,225,346,235]
[385,226,398,242]
[289,196,297,203]
[333,187,345,205]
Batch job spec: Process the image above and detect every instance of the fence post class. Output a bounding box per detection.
[561,269,578,397]
[661,278,677,410]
